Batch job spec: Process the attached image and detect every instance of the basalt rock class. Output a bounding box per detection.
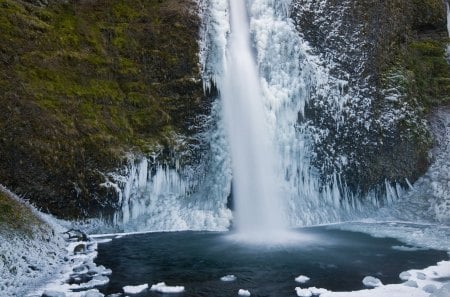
[291,0,450,196]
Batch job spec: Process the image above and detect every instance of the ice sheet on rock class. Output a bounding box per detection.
[83,289,104,297]
[150,282,185,293]
[399,271,412,281]
[295,275,311,283]
[318,260,450,297]
[42,291,66,297]
[392,245,428,252]
[333,222,450,252]
[403,280,418,288]
[123,283,149,294]
[220,275,237,282]
[238,289,251,296]
[431,283,450,297]
[362,276,383,287]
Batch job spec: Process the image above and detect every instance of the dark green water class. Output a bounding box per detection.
[95,227,448,297]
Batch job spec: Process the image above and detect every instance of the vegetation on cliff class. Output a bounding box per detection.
[0,0,208,218]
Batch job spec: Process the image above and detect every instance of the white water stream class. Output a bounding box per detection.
[221,0,285,234]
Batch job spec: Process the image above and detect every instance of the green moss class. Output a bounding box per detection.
[404,40,450,110]
[0,0,206,218]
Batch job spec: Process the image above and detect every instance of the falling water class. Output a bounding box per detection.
[220,0,285,235]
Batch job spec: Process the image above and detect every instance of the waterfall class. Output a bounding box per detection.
[221,0,285,234]
[105,0,409,233]
[203,0,387,228]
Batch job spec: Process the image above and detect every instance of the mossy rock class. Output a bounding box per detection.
[0,0,208,218]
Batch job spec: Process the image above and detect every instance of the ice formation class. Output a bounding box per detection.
[123,284,148,294]
[295,275,311,283]
[362,276,383,288]
[220,275,237,282]
[238,289,251,296]
[150,282,185,293]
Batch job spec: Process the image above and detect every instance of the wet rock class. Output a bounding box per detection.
[74,244,86,254]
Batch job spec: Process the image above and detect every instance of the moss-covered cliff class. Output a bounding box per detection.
[0,0,208,218]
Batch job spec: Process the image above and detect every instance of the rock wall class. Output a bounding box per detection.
[291,0,450,196]
[0,0,210,218]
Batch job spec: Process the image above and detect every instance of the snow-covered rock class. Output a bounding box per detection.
[295,287,312,297]
[430,283,450,297]
[403,280,418,288]
[399,271,411,281]
[362,276,383,287]
[84,289,104,297]
[42,291,66,297]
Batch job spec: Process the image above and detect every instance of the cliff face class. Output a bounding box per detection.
[291,0,450,195]
[0,0,209,218]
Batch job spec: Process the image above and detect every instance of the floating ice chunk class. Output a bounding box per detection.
[295,287,312,297]
[403,280,418,288]
[295,275,310,283]
[221,275,237,282]
[150,282,185,293]
[123,284,149,294]
[238,289,251,296]
[399,271,411,281]
[362,276,383,287]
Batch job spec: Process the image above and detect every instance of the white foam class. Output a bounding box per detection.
[150,282,185,293]
[123,283,148,294]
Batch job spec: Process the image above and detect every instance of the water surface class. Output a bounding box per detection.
[96,226,448,296]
